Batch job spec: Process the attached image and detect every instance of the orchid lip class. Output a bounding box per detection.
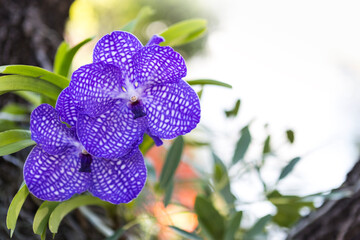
[79,153,92,173]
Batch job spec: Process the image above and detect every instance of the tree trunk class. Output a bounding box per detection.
[0,1,96,240]
[288,159,360,240]
[0,0,72,69]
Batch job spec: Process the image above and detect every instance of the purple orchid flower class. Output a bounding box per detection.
[23,104,147,204]
[56,31,201,159]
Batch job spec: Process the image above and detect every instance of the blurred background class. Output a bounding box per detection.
[2,0,360,239]
[66,0,360,196]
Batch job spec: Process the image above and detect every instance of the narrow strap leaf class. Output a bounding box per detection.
[225,211,243,240]
[195,195,225,240]
[0,129,35,156]
[53,42,69,75]
[6,183,30,238]
[159,136,184,190]
[225,99,241,118]
[160,19,207,47]
[278,157,302,181]
[54,37,94,77]
[286,129,295,143]
[212,152,236,209]
[163,180,174,207]
[48,195,111,234]
[14,91,41,106]
[187,79,232,89]
[243,214,272,239]
[121,6,154,33]
[33,201,60,235]
[0,65,69,89]
[232,125,251,164]
[169,226,203,240]
[0,75,62,101]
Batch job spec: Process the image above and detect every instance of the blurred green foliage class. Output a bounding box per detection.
[67,0,215,60]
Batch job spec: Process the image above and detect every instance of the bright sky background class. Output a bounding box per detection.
[188,0,360,202]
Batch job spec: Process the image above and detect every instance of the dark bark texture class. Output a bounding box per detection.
[288,159,360,240]
[0,1,104,239]
[0,0,72,69]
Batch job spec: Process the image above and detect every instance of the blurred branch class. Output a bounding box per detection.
[288,158,360,240]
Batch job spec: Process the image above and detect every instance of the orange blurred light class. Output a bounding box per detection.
[152,202,198,239]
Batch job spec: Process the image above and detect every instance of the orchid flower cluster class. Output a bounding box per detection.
[23,31,201,204]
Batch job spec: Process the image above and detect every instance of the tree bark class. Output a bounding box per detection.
[0,1,77,239]
[288,159,360,240]
[0,0,72,69]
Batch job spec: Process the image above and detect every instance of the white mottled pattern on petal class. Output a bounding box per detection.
[56,87,78,127]
[77,102,147,159]
[133,45,186,85]
[30,104,74,155]
[89,148,146,204]
[143,80,201,139]
[69,62,123,117]
[93,31,142,78]
[24,146,90,201]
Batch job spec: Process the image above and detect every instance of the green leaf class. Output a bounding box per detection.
[232,126,251,164]
[106,228,125,240]
[159,136,184,189]
[212,152,236,209]
[195,195,225,240]
[40,228,46,240]
[0,130,35,156]
[6,184,30,237]
[0,65,69,89]
[33,201,60,236]
[225,99,241,118]
[169,226,203,240]
[48,195,111,234]
[121,6,154,33]
[40,95,56,107]
[243,214,272,240]
[139,134,155,155]
[14,91,41,106]
[0,120,18,132]
[197,86,204,99]
[54,37,94,77]
[160,19,207,47]
[225,211,243,240]
[145,158,156,182]
[187,79,232,89]
[267,190,314,227]
[278,157,301,181]
[286,129,295,144]
[185,139,209,147]
[262,135,271,155]
[53,42,69,75]
[0,75,63,101]
[163,180,174,207]
[1,103,29,115]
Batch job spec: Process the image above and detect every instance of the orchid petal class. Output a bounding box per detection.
[146,35,165,46]
[133,45,186,85]
[68,62,123,117]
[89,148,146,204]
[143,80,200,139]
[56,87,78,127]
[30,104,74,155]
[77,102,147,159]
[24,146,90,201]
[93,31,142,75]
